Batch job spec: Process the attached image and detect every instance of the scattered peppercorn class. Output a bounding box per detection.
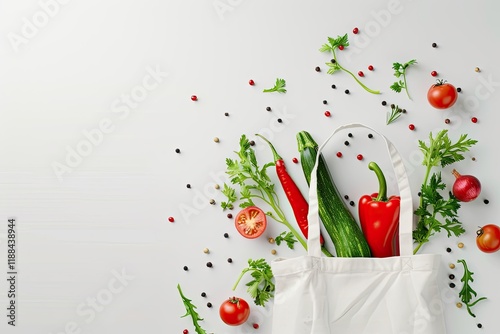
[358,71,364,77]
[175,148,181,153]
[213,137,220,143]
[472,157,476,161]
[207,302,212,308]
[368,133,373,139]
[223,233,229,238]
[484,199,489,204]
[249,140,255,146]
[381,101,387,106]
[475,67,481,72]
[431,71,438,77]
[353,27,359,34]
[268,238,275,244]
[315,66,321,72]
[477,323,482,328]
[324,111,331,117]
[368,65,374,71]
[183,329,189,334]
[249,79,255,86]
[201,292,206,297]
[446,247,452,253]
[191,95,198,101]
[449,282,455,288]
[214,184,220,190]
[331,84,336,89]
[323,100,328,105]
[449,274,455,280]
[344,195,349,200]
[456,302,462,308]
[336,152,342,158]
[457,242,464,249]
[409,124,415,131]
[456,87,462,92]
[203,248,209,254]
[253,323,260,329]
[357,154,363,160]
[344,141,350,146]
[348,133,353,138]
[292,157,299,163]
[271,249,277,255]
[330,59,336,64]
[432,42,437,48]
[349,201,355,207]
[224,112,229,116]
[183,266,189,271]
[266,106,271,111]
[345,89,350,94]
[209,199,216,205]
[277,118,283,123]
[227,258,233,263]
[186,184,191,188]
[402,109,407,113]
[445,118,450,124]
[449,263,455,269]
[338,45,344,50]
[227,213,233,218]
[168,217,175,223]
[206,262,213,268]
[471,117,478,123]
[418,192,422,197]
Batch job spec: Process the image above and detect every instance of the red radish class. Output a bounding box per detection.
[452,169,481,202]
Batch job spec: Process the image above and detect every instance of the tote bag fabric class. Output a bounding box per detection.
[271,124,447,334]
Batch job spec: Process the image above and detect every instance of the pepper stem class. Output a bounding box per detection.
[255,134,282,162]
[369,161,388,201]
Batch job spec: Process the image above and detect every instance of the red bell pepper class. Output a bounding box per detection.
[358,161,400,258]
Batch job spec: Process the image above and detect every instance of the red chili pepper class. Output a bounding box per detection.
[358,161,400,258]
[256,134,325,246]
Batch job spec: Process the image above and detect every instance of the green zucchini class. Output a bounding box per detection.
[297,131,371,257]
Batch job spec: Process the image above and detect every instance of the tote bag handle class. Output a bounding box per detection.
[307,123,414,257]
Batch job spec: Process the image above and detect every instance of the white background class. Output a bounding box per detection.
[1,0,500,333]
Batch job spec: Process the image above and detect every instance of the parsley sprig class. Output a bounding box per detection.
[390,59,417,100]
[413,130,477,254]
[275,231,297,249]
[221,135,306,250]
[232,258,275,307]
[319,34,380,94]
[386,104,406,125]
[177,284,208,334]
[457,259,487,317]
[263,78,286,93]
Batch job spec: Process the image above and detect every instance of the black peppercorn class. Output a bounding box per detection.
[348,133,353,138]
[227,213,233,219]
[186,184,191,188]
[449,274,455,280]
[349,201,355,207]
[323,100,328,105]
[224,112,229,116]
[175,148,181,153]
[227,258,233,263]
[201,292,206,297]
[277,118,283,123]
[183,266,188,271]
[457,87,462,92]
[445,119,450,124]
[223,233,229,238]
[484,199,489,204]
[315,66,321,72]
[206,262,213,268]
[344,140,350,146]
[266,106,271,111]
[446,247,452,253]
[345,89,350,94]
[368,134,373,139]
[418,192,422,197]
[432,42,437,48]
[381,101,387,106]
[331,84,336,89]
[449,282,455,288]
[207,302,212,308]
[249,140,255,146]
[330,59,336,64]
[402,109,407,113]
[477,323,482,328]
[344,195,349,200]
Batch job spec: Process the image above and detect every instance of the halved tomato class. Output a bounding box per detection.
[235,206,267,239]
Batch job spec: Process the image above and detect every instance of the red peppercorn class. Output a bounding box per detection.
[431,71,438,77]
[191,95,198,101]
[471,117,478,123]
[357,154,363,160]
[409,124,415,130]
[292,157,299,164]
[168,217,175,223]
[338,45,344,50]
[183,330,189,334]
[324,111,331,117]
[353,27,359,34]
[445,118,450,124]
[248,79,255,86]
[253,323,260,329]
[358,71,364,77]
[368,65,374,71]
[336,152,342,158]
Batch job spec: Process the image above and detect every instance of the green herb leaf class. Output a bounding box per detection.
[457,259,487,318]
[177,284,207,334]
[263,78,287,93]
[386,104,405,125]
[390,80,404,93]
[275,231,297,249]
[232,258,275,307]
[390,59,416,99]
[419,130,478,168]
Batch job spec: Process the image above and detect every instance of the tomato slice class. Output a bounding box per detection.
[235,206,267,239]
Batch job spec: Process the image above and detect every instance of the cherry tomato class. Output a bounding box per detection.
[427,80,458,109]
[235,206,267,239]
[219,297,250,326]
[476,224,500,253]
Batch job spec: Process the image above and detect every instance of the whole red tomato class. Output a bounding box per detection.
[219,297,250,326]
[476,224,500,253]
[427,80,458,109]
[235,206,267,239]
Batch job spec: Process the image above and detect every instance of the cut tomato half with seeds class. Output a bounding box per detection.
[235,206,267,239]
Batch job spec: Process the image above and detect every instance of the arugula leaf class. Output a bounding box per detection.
[457,259,487,318]
[319,34,379,94]
[263,78,287,93]
[177,284,207,334]
[232,258,275,307]
[390,59,417,99]
[275,231,297,249]
[413,131,477,254]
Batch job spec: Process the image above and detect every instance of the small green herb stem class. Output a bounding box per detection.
[402,71,412,100]
[232,268,252,291]
[332,50,380,94]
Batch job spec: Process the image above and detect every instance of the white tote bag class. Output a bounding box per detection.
[271,124,447,334]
